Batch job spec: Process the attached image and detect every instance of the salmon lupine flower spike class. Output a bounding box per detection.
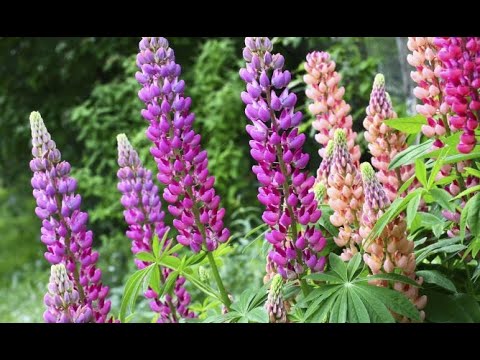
[327,129,364,261]
[363,74,414,201]
[360,163,427,322]
[435,37,480,154]
[136,37,229,253]
[407,37,447,145]
[240,37,326,280]
[116,134,194,322]
[29,111,111,322]
[304,51,360,164]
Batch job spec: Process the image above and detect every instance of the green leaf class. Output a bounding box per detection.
[152,235,160,260]
[453,185,480,200]
[424,290,480,323]
[389,140,434,170]
[415,237,463,263]
[467,193,480,238]
[329,253,348,281]
[306,272,343,284]
[354,285,395,323]
[464,167,480,179]
[444,149,480,165]
[415,159,427,187]
[304,285,341,319]
[406,192,422,228]
[383,115,427,134]
[247,307,268,323]
[347,288,370,323]
[359,273,420,287]
[159,255,182,269]
[416,270,457,293]
[159,270,179,298]
[336,289,348,323]
[319,205,339,237]
[135,252,156,263]
[148,264,162,294]
[398,175,415,195]
[366,189,423,248]
[310,289,341,323]
[460,196,473,240]
[419,213,445,229]
[357,284,420,321]
[427,148,449,189]
[346,252,362,281]
[430,188,456,212]
[119,265,154,323]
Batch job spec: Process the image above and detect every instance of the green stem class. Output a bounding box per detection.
[300,278,310,296]
[207,251,232,309]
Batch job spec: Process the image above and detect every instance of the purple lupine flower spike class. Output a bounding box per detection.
[240,37,326,280]
[136,37,229,253]
[117,134,195,322]
[29,111,110,322]
[44,264,93,323]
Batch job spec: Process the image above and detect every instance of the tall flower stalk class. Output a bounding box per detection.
[363,74,414,201]
[135,37,231,308]
[304,51,360,164]
[360,163,427,322]
[327,129,364,261]
[29,111,110,323]
[240,37,326,286]
[116,134,194,322]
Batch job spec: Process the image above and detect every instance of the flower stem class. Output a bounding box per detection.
[207,251,232,309]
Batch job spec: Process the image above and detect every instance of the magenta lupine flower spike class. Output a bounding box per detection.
[240,37,326,279]
[136,37,229,253]
[363,74,415,201]
[117,134,195,322]
[435,37,480,154]
[29,111,110,322]
[407,37,447,145]
[360,163,427,322]
[327,129,364,261]
[304,51,360,164]
[44,264,93,323]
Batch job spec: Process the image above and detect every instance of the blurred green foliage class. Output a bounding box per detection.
[0,37,398,322]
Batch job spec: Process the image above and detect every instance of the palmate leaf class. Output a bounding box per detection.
[416,270,457,293]
[302,254,421,323]
[383,115,426,134]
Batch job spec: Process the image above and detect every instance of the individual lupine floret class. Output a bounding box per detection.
[240,37,326,280]
[117,134,194,322]
[359,163,427,322]
[266,274,287,323]
[29,111,110,322]
[43,264,93,323]
[363,74,415,201]
[327,129,364,261]
[136,37,229,253]
[304,51,360,163]
[435,37,480,154]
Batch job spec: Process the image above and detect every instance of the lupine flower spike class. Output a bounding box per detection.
[29,111,110,322]
[136,37,229,253]
[435,37,480,154]
[241,37,326,280]
[44,264,93,323]
[304,51,360,164]
[327,129,364,261]
[407,37,447,146]
[116,134,194,322]
[266,274,287,323]
[363,74,415,201]
[360,162,427,322]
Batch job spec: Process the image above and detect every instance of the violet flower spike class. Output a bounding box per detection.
[136,37,229,253]
[29,111,110,322]
[241,37,326,280]
[117,134,195,322]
